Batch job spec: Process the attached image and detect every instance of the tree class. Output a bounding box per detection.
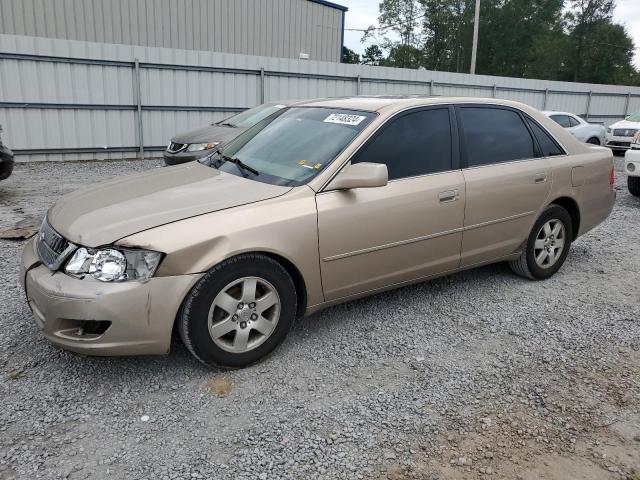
[366,0,640,86]
[419,0,473,72]
[564,21,637,85]
[376,0,423,47]
[380,44,424,69]
[342,46,361,64]
[562,0,638,85]
[361,45,384,65]
[477,0,566,78]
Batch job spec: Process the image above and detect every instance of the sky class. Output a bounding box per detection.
[338,0,640,68]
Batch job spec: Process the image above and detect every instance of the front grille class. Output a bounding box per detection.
[613,129,638,137]
[36,218,76,270]
[167,142,187,153]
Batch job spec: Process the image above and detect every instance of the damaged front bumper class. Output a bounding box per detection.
[20,237,202,356]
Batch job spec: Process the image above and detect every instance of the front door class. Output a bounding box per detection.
[316,106,466,301]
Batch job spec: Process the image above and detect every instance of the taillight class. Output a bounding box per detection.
[610,166,615,189]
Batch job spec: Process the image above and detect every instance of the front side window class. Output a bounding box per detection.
[352,108,453,180]
[550,115,572,128]
[203,107,376,186]
[459,107,535,167]
[626,112,640,122]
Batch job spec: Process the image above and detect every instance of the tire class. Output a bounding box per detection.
[629,176,640,197]
[509,204,573,280]
[586,137,600,145]
[178,254,297,368]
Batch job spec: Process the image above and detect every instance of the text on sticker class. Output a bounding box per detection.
[323,114,366,126]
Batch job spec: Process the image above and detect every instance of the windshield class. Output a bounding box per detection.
[627,112,640,122]
[202,107,376,186]
[217,103,287,128]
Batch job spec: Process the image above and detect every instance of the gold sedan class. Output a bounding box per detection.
[21,97,616,367]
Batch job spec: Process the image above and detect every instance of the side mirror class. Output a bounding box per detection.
[325,163,388,191]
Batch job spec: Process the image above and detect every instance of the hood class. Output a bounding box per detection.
[171,124,247,145]
[48,163,291,247]
[610,119,640,130]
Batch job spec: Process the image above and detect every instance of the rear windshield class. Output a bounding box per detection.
[217,103,287,128]
[202,107,376,186]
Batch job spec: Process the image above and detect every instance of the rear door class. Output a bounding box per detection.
[456,106,553,267]
[316,106,465,301]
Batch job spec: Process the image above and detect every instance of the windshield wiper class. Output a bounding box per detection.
[220,154,259,176]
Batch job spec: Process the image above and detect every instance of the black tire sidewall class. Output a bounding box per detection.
[525,205,573,280]
[628,176,640,196]
[181,255,297,368]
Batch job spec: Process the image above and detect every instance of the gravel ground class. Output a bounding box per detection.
[0,158,639,480]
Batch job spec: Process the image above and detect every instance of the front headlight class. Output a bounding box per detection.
[187,142,219,152]
[65,247,163,282]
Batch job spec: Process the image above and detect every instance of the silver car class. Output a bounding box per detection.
[544,111,606,146]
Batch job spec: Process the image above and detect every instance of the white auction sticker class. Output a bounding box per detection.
[323,113,366,126]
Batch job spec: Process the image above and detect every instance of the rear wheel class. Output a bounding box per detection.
[178,254,297,368]
[586,137,600,145]
[509,204,573,280]
[629,176,640,197]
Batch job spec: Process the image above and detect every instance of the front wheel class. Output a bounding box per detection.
[586,137,600,145]
[629,176,640,197]
[509,205,573,280]
[178,254,297,368]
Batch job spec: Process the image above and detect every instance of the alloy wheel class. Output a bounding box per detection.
[534,219,566,269]
[208,276,281,353]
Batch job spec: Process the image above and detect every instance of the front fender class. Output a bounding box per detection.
[116,187,325,307]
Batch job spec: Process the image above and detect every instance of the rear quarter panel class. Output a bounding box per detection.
[547,147,615,237]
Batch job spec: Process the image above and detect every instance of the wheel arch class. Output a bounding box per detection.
[548,196,580,240]
[256,251,308,319]
[206,249,309,319]
[172,250,309,343]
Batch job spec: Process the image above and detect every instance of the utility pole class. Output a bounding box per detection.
[470,0,481,74]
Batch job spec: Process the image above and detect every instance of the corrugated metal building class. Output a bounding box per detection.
[0,0,347,62]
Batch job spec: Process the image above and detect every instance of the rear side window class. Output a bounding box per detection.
[353,108,452,180]
[550,115,571,128]
[526,118,565,157]
[458,107,535,167]
[568,116,581,127]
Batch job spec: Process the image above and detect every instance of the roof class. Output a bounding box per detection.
[297,95,535,114]
[308,0,348,12]
[542,111,578,117]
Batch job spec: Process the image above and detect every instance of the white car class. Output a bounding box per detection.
[544,111,606,145]
[631,131,640,150]
[625,150,640,196]
[605,112,640,152]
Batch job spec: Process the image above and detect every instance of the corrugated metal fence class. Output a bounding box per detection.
[2,33,640,162]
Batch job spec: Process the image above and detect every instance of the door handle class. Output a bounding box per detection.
[438,189,459,202]
[534,173,547,183]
